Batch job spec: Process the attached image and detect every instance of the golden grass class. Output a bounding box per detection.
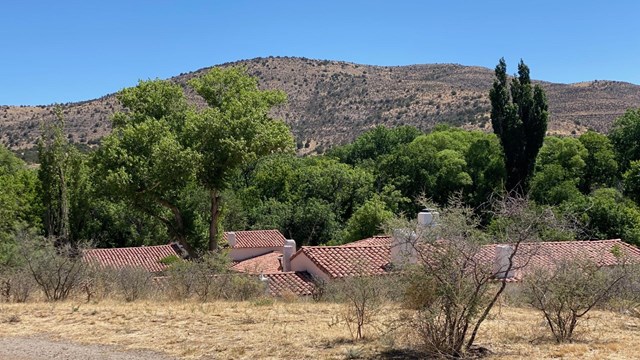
[1,299,639,359]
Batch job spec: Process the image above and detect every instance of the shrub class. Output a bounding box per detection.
[0,269,35,303]
[20,238,86,302]
[524,258,627,343]
[223,275,265,301]
[327,272,395,340]
[387,196,566,357]
[113,267,153,302]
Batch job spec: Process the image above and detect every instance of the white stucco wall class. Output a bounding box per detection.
[230,246,283,262]
[290,253,330,281]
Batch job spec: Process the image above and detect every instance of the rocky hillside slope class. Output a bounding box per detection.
[2,57,639,153]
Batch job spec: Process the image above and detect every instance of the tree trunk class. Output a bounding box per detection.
[209,189,221,252]
[58,164,69,243]
[157,199,194,258]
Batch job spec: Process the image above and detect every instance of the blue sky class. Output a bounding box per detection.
[1,0,638,105]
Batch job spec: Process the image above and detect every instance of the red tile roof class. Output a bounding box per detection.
[224,230,286,248]
[291,245,390,278]
[263,272,316,296]
[344,235,392,247]
[475,239,640,278]
[297,237,640,281]
[83,244,181,273]
[230,251,283,274]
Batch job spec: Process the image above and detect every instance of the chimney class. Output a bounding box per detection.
[493,244,515,279]
[391,210,439,266]
[282,239,296,272]
[391,229,416,265]
[418,209,439,227]
[227,232,236,248]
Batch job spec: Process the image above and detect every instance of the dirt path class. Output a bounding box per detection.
[0,336,178,360]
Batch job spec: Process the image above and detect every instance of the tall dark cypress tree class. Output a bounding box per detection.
[489,58,548,195]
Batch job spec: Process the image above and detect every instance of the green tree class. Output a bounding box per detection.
[530,137,587,205]
[38,108,70,243]
[337,196,393,244]
[94,80,201,254]
[623,160,640,204]
[564,188,640,245]
[329,125,421,166]
[187,67,295,251]
[0,145,41,266]
[489,58,548,194]
[377,127,504,211]
[578,131,619,192]
[609,108,640,171]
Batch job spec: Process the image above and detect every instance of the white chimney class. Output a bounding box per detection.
[494,244,515,279]
[418,209,439,227]
[227,232,236,248]
[391,229,416,265]
[282,239,296,272]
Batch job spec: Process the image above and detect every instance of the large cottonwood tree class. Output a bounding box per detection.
[94,80,201,255]
[188,67,294,251]
[97,68,294,254]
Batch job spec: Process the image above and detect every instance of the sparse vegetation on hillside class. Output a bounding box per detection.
[2,57,640,154]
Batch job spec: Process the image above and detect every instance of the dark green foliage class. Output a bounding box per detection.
[328,125,422,165]
[377,127,504,212]
[530,137,587,205]
[579,131,619,192]
[563,188,640,246]
[624,161,640,204]
[609,108,640,171]
[335,196,393,245]
[490,58,548,194]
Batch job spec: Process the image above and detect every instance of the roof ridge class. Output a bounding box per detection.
[84,244,174,251]
[302,244,390,249]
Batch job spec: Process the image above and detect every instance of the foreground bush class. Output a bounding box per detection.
[326,270,398,340]
[525,258,627,343]
[19,238,86,302]
[386,196,567,357]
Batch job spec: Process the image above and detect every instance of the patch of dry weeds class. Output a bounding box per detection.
[0,301,639,359]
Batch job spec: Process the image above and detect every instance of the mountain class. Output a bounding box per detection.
[2,56,640,154]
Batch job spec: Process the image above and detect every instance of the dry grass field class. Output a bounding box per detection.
[1,299,639,359]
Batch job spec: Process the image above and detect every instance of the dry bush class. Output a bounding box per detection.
[524,258,627,343]
[0,269,35,303]
[222,274,266,301]
[327,273,395,340]
[166,261,198,300]
[113,267,153,302]
[163,251,264,302]
[387,195,566,357]
[81,266,119,302]
[20,238,86,302]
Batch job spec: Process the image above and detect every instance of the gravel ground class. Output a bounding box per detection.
[0,336,178,360]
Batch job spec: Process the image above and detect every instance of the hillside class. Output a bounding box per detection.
[2,56,640,153]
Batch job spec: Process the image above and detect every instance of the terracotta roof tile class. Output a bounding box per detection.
[344,235,392,247]
[292,245,390,278]
[230,251,283,274]
[224,230,286,248]
[263,272,316,296]
[475,239,640,278]
[83,244,180,273]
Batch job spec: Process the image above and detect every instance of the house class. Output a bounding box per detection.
[83,244,183,273]
[82,216,640,297]
[230,211,640,294]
